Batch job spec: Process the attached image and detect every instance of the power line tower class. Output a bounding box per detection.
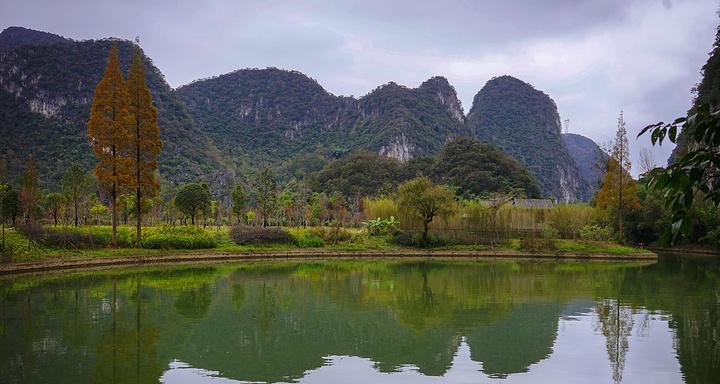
[563,119,570,134]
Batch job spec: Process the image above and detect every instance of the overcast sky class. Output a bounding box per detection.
[1,0,718,173]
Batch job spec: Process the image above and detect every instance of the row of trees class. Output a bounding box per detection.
[86,43,161,245]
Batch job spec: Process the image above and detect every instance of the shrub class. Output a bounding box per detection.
[541,226,559,239]
[390,230,449,248]
[229,225,294,245]
[295,233,325,248]
[580,225,614,242]
[362,216,400,236]
[15,224,127,248]
[520,238,558,252]
[140,226,216,249]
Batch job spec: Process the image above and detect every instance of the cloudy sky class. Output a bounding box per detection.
[1,0,718,173]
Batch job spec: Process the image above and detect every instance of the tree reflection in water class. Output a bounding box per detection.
[0,256,717,384]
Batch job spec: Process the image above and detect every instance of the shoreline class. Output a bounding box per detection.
[0,248,658,276]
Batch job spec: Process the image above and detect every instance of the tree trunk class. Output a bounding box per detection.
[73,200,79,227]
[190,208,195,225]
[136,188,142,242]
[111,184,117,247]
[422,219,430,247]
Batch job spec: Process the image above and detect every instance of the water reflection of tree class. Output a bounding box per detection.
[596,298,633,383]
[92,277,163,384]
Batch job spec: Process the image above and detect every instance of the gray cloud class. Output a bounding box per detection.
[0,0,717,173]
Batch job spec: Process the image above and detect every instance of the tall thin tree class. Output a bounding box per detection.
[19,154,41,223]
[614,111,631,238]
[126,46,162,241]
[60,163,92,227]
[87,43,133,246]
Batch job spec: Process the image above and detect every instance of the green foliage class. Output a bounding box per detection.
[520,238,558,252]
[42,192,64,224]
[433,137,541,198]
[639,104,720,240]
[580,225,613,242]
[294,232,325,248]
[362,216,399,236]
[229,225,293,245]
[397,176,455,245]
[174,183,211,225]
[2,188,20,223]
[140,226,216,249]
[254,167,277,227]
[231,185,246,222]
[639,22,720,242]
[390,230,450,248]
[311,151,403,197]
[546,204,594,239]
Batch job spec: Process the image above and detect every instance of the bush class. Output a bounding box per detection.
[520,238,558,252]
[580,225,614,242]
[229,225,294,245]
[295,233,325,248]
[140,226,216,249]
[390,230,449,248]
[15,224,127,248]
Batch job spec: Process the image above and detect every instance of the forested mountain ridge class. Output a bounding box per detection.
[467,76,589,202]
[670,25,720,165]
[0,26,69,49]
[177,70,469,164]
[1,27,605,203]
[0,27,224,186]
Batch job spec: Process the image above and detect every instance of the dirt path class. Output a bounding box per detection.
[0,249,657,276]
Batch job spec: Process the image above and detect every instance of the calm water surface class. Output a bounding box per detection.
[0,255,718,383]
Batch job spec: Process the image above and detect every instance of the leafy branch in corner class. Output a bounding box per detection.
[638,103,720,240]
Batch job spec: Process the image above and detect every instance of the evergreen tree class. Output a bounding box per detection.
[127,46,162,241]
[87,43,133,246]
[19,154,41,223]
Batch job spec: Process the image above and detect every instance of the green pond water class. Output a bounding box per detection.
[0,255,718,383]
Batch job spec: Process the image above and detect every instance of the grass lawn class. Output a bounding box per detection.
[0,225,650,264]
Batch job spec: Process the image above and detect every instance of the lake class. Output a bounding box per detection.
[0,255,718,383]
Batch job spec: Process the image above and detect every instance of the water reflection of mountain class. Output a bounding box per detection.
[0,257,718,384]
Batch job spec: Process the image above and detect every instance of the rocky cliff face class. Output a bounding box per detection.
[562,133,608,196]
[467,76,588,202]
[0,27,224,184]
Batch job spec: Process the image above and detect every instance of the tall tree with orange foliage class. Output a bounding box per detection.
[127,46,162,241]
[596,112,640,240]
[87,43,133,246]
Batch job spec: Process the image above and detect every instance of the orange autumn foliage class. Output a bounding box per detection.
[87,43,133,245]
[127,46,162,240]
[595,157,640,211]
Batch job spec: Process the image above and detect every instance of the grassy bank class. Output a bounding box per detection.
[0,224,651,264]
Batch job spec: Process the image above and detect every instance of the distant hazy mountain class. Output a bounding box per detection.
[467,76,588,202]
[562,133,608,196]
